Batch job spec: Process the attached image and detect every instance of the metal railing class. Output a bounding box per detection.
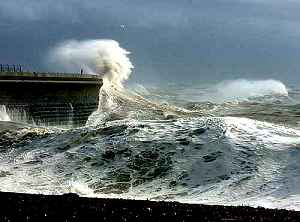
[0,65,100,78]
[0,64,22,72]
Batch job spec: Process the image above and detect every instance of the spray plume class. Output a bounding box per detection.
[0,105,11,121]
[48,39,133,88]
[48,39,199,121]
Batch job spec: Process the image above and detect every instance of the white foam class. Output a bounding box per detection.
[0,105,11,121]
[224,117,300,150]
[241,195,300,211]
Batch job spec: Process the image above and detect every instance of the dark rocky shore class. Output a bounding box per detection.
[0,191,299,221]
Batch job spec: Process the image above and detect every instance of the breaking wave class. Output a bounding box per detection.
[48,39,133,88]
[180,79,289,103]
[215,79,288,101]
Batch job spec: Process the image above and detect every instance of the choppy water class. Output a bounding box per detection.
[0,80,300,211]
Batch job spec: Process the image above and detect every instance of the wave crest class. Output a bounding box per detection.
[215,79,288,102]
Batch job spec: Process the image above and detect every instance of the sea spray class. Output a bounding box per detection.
[0,105,11,121]
[48,39,198,124]
[48,39,134,115]
[48,39,134,89]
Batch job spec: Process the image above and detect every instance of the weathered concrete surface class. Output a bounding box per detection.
[0,71,102,83]
[0,72,102,126]
[0,191,299,222]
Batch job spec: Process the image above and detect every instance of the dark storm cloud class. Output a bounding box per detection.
[1,0,300,84]
[2,0,300,27]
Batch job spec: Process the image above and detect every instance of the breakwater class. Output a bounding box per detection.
[0,70,102,126]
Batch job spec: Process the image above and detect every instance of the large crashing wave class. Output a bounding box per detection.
[48,39,138,119]
[48,39,202,124]
[48,39,134,89]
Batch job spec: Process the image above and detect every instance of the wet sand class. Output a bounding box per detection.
[0,191,299,221]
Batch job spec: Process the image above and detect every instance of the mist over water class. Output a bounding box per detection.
[1,39,300,210]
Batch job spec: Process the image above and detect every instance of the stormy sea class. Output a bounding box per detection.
[0,40,300,211]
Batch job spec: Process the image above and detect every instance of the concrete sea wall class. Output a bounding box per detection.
[0,71,102,126]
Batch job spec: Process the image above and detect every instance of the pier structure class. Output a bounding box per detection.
[0,66,102,126]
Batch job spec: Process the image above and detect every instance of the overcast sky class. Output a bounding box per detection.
[1,0,300,85]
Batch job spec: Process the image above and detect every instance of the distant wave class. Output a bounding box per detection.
[180,79,289,103]
[215,79,288,101]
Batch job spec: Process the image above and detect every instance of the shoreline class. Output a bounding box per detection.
[0,191,299,221]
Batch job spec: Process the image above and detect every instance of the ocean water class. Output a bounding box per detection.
[0,39,300,210]
[0,79,300,211]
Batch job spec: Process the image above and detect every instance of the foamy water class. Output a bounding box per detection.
[0,39,300,211]
[0,105,11,121]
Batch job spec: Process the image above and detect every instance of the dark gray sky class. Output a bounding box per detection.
[1,0,300,85]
